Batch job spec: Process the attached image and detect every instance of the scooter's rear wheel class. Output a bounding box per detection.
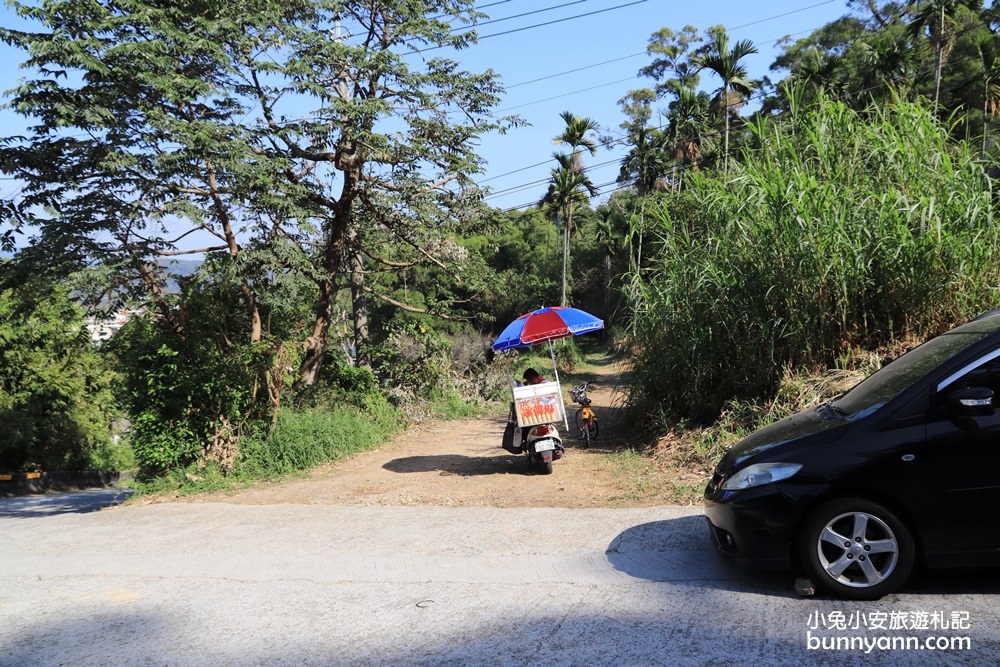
[540,460,553,475]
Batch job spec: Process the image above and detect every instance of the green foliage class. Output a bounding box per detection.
[128,394,402,496]
[128,411,202,474]
[628,95,1000,423]
[367,318,451,397]
[554,338,583,371]
[109,291,271,477]
[463,209,562,325]
[87,432,136,473]
[0,275,120,471]
[301,359,381,407]
[425,388,483,420]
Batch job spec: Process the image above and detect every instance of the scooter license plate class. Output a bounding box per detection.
[534,439,556,452]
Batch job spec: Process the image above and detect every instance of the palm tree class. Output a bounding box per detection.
[540,152,598,306]
[617,125,668,279]
[593,205,619,319]
[553,111,600,171]
[790,46,846,99]
[978,40,1000,153]
[693,31,758,173]
[618,125,669,195]
[856,30,919,96]
[665,86,714,187]
[908,0,965,108]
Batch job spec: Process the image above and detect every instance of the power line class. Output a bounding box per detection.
[404,0,648,54]
[483,155,623,200]
[499,77,639,112]
[728,0,837,32]
[507,52,646,89]
[479,3,851,196]
[502,1,840,91]
[476,0,647,41]
[452,0,594,33]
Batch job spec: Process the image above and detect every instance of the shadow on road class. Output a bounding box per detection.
[0,488,134,519]
[606,516,1000,600]
[604,515,797,598]
[383,453,545,477]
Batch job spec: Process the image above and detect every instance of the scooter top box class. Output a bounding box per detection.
[512,381,565,428]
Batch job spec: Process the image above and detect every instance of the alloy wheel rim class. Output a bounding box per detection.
[815,511,899,588]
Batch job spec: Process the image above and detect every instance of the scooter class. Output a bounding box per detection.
[502,403,565,474]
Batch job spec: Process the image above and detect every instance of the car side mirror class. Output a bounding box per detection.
[947,386,995,417]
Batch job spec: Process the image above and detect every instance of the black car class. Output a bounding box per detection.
[704,313,1000,599]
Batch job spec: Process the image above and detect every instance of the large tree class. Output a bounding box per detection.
[0,0,515,457]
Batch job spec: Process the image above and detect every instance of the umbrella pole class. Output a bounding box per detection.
[548,340,570,431]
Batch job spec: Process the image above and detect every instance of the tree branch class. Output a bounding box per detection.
[361,285,468,321]
[157,245,229,256]
[359,246,419,268]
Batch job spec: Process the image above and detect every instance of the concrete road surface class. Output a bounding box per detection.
[1,497,998,666]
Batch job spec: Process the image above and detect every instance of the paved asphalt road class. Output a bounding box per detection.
[1,491,998,666]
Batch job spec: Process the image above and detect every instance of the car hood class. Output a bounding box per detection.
[716,407,849,475]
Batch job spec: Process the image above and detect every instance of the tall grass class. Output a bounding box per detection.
[238,398,402,477]
[629,94,1000,422]
[130,398,403,496]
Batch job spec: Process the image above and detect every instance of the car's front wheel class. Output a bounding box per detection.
[800,498,915,600]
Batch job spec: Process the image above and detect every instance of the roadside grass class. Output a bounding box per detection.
[425,388,486,420]
[594,448,701,506]
[129,399,404,498]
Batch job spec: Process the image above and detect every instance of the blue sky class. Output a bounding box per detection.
[0,0,854,219]
[460,0,853,210]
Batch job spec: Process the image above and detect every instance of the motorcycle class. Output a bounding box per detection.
[502,401,565,475]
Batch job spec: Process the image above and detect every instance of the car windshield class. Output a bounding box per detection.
[833,330,994,420]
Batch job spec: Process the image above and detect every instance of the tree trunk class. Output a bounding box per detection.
[934,44,943,108]
[603,251,612,316]
[561,203,573,307]
[296,280,335,388]
[985,81,989,154]
[723,83,730,174]
[295,158,360,388]
[934,3,944,109]
[350,242,370,369]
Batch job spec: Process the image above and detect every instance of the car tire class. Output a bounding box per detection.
[799,497,915,600]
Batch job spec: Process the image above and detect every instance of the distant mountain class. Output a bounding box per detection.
[160,258,202,277]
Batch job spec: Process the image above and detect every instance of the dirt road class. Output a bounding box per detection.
[195,371,687,508]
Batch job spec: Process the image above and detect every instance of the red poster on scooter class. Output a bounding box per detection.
[512,382,565,428]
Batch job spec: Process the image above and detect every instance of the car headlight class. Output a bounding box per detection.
[721,462,802,491]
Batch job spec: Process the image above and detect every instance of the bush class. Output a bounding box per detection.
[0,278,120,471]
[111,315,270,478]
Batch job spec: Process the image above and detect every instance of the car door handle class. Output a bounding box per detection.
[901,454,916,462]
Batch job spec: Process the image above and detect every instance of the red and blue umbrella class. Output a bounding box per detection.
[492,306,604,351]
